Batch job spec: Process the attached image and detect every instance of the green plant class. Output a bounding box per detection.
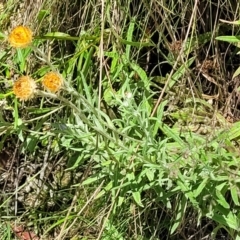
[0,1,240,240]
[216,19,240,79]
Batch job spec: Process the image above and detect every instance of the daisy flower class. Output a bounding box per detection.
[42,72,63,93]
[8,26,33,48]
[13,76,36,101]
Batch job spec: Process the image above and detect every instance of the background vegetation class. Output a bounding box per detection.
[0,0,240,239]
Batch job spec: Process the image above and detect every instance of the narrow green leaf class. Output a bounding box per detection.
[130,62,149,90]
[176,180,198,207]
[217,121,240,141]
[207,211,239,230]
[27,107,57,114]
[117,196,125,207]
[235,234,240,240]
[68,154,84,169]
[16,49,25,72]
[220,19,240,25]
[14,98,19,129]
[230,185,240,206]
[38,32,87,41]
[193,178,208,198]
[132,191,144,207]
[216,190,230,209]
[82,174,104,185]
[216,35,240,43]
[170,195,187,234]
[126,19,135,59]
[145,169,155,182]
[160,124,186,147]
[233,66,240,79]
[96,181,113,199]
[151,100,168,137]
[37,9,49,22]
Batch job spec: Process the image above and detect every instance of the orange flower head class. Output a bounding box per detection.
[13,76,36,101]
[42,72,63,93]
[8,26,33,48]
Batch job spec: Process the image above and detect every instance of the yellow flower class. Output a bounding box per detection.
[13,76,36,101]
[42,72,63,93]
[8,26,33,48]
